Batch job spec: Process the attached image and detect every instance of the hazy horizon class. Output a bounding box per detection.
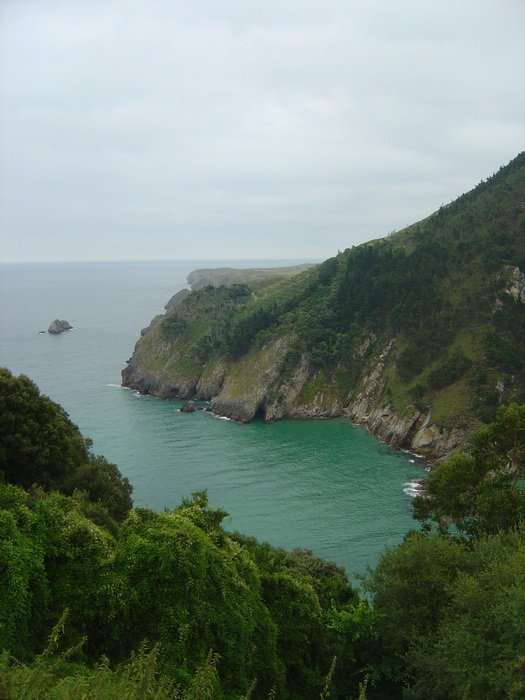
[2,0,524,263]
[0,256,320,265]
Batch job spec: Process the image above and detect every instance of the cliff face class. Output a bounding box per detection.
[122,325,467,460]
[123,153,525,461]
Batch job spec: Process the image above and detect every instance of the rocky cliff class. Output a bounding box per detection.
[123,153,525,462]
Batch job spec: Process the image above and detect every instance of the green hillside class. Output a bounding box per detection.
[123,153,525,459]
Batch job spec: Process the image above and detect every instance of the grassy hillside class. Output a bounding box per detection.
[187,263,314,290]
[123,153,525,456]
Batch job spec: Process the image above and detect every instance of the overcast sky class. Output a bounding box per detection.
[1,0,524,263]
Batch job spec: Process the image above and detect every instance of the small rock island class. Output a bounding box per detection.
[48,319,73,334]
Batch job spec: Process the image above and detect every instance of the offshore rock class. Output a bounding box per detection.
[48,319,73,334]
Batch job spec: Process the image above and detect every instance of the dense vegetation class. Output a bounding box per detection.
[124,152,525,443]
[1,369,524,698]
[0,368,132,523]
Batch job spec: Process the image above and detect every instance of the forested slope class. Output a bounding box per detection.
[123,153,525,460]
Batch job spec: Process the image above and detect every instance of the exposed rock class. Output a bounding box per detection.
[196,363,227,399]
[348,339,395,416]
[48,319,73,334]
[347,402,466,462]
[141,315,163,336]
[505,265,525,303]
[265,354,311,421]
[354,332,377,359]
[122,364,198,399]
[164,288,190,312]
[180,400,196,413]
[210,337,290,422]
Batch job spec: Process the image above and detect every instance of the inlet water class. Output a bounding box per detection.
[0,260,426,578]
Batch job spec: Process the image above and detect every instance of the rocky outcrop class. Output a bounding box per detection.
[265,355,311,420]
[347,403,466,461]
[48,319,73,334]
[164,288,190,312]
[505,265,525,303]
[337,337,466,461]
[121,365,197,399]
[210,337,290,422]
[122,154,525,465]
[122,319,467,461]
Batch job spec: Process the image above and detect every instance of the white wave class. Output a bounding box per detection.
[402,448,425,460]
[403,480,424,497]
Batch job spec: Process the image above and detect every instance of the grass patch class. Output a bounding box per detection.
[430,376,474,428]
[298,372,330,405]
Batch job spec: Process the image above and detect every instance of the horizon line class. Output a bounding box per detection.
[0,257,322,265]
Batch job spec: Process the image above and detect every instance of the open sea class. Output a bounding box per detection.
[0,260,426,579]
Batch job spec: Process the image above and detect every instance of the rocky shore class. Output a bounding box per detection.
[122,332,466,463]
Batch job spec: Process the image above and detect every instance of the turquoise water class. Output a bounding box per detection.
[0,261,426,577]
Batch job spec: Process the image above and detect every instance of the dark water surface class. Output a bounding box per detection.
[0,261,425,578]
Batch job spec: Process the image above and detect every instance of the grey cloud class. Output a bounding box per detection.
[1,0,524,262]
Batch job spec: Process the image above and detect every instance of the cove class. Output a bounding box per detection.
[0,260,426,578]
[102,388,426,577]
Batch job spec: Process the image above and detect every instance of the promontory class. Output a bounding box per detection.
[122,153,525,461]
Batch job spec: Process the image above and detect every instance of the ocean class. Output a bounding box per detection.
[0,260,426,578]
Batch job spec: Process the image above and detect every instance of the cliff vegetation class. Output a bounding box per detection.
[122,153,525,460]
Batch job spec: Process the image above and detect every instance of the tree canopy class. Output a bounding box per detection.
[413,403,525,536]
[1,369,525,698]
[0,368,132,521]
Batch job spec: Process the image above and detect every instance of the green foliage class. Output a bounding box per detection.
[0,368,132,520]
[225,304,279,358]
[0,481,376,699]
[407,529,525,700]
[168,284,252,347]
[484,295,525,392]
[3,372,525,699]
[325,601,380,698]
[0,641,182,699]
[160,314,187,338]
[413,404,525,537]
[108,500,281,695]
[411,350,472,399]
[0,368,89,490]
[231,535,370,699]
[0,483,116,660]
[62,455,133,522]
[365,531,467,689]
[261,570,325,698]
[0,485,48,659]
[396,322,454,381]
[366,528,525,699]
